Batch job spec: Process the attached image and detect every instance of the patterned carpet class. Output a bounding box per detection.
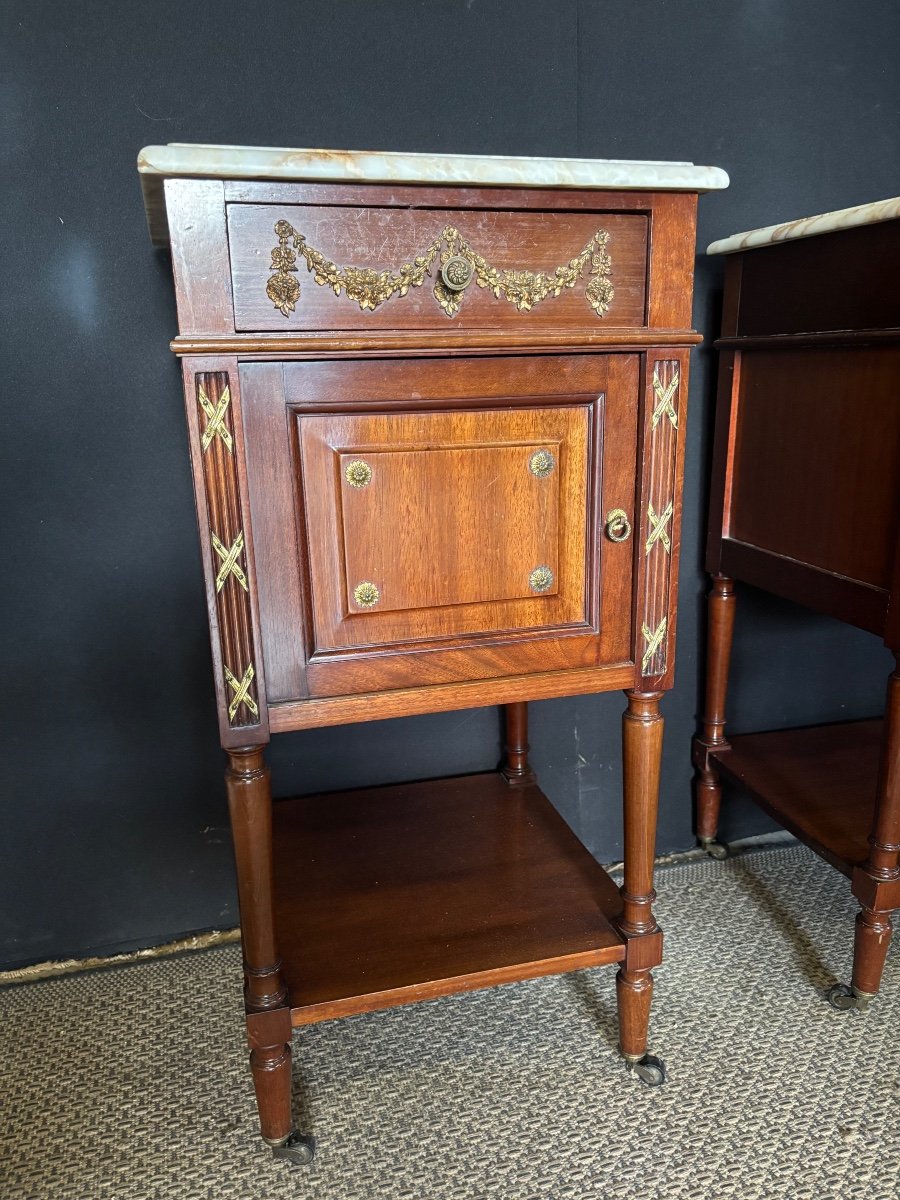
[1,844,898,1200]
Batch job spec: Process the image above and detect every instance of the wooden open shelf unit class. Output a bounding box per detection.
[697,208,900,1020]
[272,772,627,1027]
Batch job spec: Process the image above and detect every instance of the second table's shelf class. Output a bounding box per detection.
[271,771,626,1026]
[710,719,882,875]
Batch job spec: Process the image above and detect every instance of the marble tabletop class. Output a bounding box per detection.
[139,143,728,244]
[707,195,900,255]
[139,142,729,192]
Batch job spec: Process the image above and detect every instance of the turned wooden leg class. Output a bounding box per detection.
[692,575,736,858]
[501,701,536,786]
[226,747,313,1164]
[617,691,666,1085]
[837,658,900,1012]
[850,908,893,1005]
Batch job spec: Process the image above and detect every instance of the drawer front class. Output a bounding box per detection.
[228,204,648,333]
[241,354,639,700]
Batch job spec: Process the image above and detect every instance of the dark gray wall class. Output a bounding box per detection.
[2,1,897,968]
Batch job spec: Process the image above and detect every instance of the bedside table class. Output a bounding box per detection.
[695,197,900,1012]
[139,143,727,1163]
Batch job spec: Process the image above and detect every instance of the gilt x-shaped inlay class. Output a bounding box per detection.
[645,501,674,555]
[199,384,234,453]
[641,617,668,674]
[651,371,679,430]
[211,529,249,593]
[224,663,258,722]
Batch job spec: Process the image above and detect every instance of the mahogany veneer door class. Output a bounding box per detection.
[241,353,639,700]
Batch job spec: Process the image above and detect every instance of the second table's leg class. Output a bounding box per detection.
[501,701,536,786]
[833,657,900,1012]
[616,689,666,1085]
[693,575,736,859]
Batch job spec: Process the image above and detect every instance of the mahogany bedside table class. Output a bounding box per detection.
[139,143,727,1164]
[694,198,900,1013]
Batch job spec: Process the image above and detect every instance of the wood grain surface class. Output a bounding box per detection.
[268,772,627,1025]
[229,203,647,332]
[242,353,639,702]
[731,220,900,338]
[710,721,882,875]
[729,346,900,591]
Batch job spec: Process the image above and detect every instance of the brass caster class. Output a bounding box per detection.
[826,983,874,1013]
[626,1053,667,1087]
[699,837,728,860]
[271,1131,316,1166]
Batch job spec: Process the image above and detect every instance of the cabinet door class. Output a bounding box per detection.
[242,354,638,699]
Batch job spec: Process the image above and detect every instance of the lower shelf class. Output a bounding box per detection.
[271,771,626,1025]
[710,719,883,876]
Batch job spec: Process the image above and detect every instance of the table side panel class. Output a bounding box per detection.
[729,347,900,591]
[732,221,900,337]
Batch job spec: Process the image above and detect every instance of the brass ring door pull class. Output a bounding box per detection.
[605,509,632,542]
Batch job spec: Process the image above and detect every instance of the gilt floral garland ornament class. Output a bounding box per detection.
[266,221,613,319]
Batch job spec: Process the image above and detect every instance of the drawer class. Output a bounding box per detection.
[241,354,639,700]
[227,203,648,333]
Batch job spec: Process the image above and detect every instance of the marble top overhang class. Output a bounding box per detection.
[138,143,729,245]
[707,195,900,255]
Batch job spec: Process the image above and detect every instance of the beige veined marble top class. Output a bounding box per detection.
[138,142,729,191]
[138,143,729,244]
[707,195,900,255]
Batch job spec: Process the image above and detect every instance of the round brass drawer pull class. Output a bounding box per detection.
[605,509,632,543]
[441,255,473,292]
[353,581,380,608]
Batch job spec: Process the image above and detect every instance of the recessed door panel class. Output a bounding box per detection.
[300,408,584,651]
[339,441,561,612]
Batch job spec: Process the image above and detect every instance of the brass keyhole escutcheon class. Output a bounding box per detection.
[353,581,380,608]
[605,509,632,542]
[529,449,556,478]
[441,255,473,292]
[345,460,373,488]
[529,565,554,593]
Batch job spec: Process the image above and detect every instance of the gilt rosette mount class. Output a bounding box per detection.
[266,221,614,320]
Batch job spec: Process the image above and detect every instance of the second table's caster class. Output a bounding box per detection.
[826,983,874,1013]
[271,1131,316,1166]
[625,1053,667,1086]
[699,837,729,860]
